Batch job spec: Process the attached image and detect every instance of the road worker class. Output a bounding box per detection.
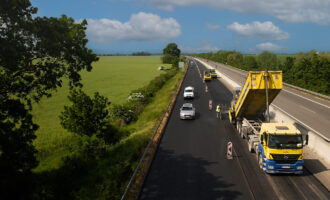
[216,104,221,119]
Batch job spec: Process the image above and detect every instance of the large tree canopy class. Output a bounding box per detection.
[0,0,98,197]
[163,43,180,57]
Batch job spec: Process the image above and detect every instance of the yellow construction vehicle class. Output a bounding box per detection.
[229,70,307,174]
[209,69,217,78]
[203,70,212,81]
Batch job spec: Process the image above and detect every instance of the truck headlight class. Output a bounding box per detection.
[297,166,303,170]
[268,165,274,169]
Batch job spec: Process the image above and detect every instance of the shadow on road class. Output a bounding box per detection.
[140,148,243,200]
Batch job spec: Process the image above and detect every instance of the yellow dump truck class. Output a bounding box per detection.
[228,70,307,174]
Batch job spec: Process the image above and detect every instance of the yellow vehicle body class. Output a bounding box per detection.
[229,70,282,119]
[204,71,212,81]
[209,69,217,78]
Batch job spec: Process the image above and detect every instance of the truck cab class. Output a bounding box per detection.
[257,123,304,174]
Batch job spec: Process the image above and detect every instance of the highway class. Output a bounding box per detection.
[202,59,330,141]
[139,59,329,199]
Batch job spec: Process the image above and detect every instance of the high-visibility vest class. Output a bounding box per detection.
[216,105,220,112]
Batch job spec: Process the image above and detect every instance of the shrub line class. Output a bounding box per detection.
[121,62,188,200]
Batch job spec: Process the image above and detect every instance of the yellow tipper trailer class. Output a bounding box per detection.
[232,70,282,119]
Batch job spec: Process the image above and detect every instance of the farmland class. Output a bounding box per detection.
[32,56,170,171]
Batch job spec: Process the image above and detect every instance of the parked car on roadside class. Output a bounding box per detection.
[180,103,196,119]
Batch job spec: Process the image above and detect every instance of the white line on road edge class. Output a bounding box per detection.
[272,104,330,142]
[299,105,316,114]
[201,58,330,110]
[282,89,330,109]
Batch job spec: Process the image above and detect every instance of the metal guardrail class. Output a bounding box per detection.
[120,63,188,200]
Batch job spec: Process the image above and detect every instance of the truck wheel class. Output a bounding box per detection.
[258,154,263,170]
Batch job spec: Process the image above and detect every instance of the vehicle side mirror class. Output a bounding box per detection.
[305,135,309,146]
[260,135,264,144]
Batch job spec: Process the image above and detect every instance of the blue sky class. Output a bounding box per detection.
[31,0,330,54]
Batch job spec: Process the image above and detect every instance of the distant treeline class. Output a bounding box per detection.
[132,51,152,56]
[194,50,330,96]
[97,52,155,56]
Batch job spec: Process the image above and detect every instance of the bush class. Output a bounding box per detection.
[60,89,123,145]
[110,68,179,125]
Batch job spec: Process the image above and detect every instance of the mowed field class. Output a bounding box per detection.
[32,56,169,171]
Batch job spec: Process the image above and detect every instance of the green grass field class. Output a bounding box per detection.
[32,56,170,171]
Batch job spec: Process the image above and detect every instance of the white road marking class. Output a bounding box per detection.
[272,104,330,142]
[282,89,330,109]
[299,105,316,114]
[288,177,308,200]
[307,183,329,200]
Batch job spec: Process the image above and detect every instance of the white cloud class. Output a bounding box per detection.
[205,23,220,30]
[150,0,330,25]
[179,43,220,53]
[256,42,283,51]
[228,21,289,41]
[85,12,181,43]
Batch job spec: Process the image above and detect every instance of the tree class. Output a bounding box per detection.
[60,90,110,137]
[243,56,258,69]
[227,52,243,66]
[0,0,98,197]
[163,43,180,57]
[257,51,278,69]
[162,43,181,66]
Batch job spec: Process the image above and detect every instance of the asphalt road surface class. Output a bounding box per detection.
[139,60,329,200]
[201,59,330,141]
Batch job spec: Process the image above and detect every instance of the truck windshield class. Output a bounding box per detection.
[268,135,303,149]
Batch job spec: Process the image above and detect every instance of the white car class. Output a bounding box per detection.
[180,103,196,119]
[183,86,194,99]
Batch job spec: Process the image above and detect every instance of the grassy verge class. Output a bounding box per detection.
[32,69,183,200]
[32,56,171,172]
